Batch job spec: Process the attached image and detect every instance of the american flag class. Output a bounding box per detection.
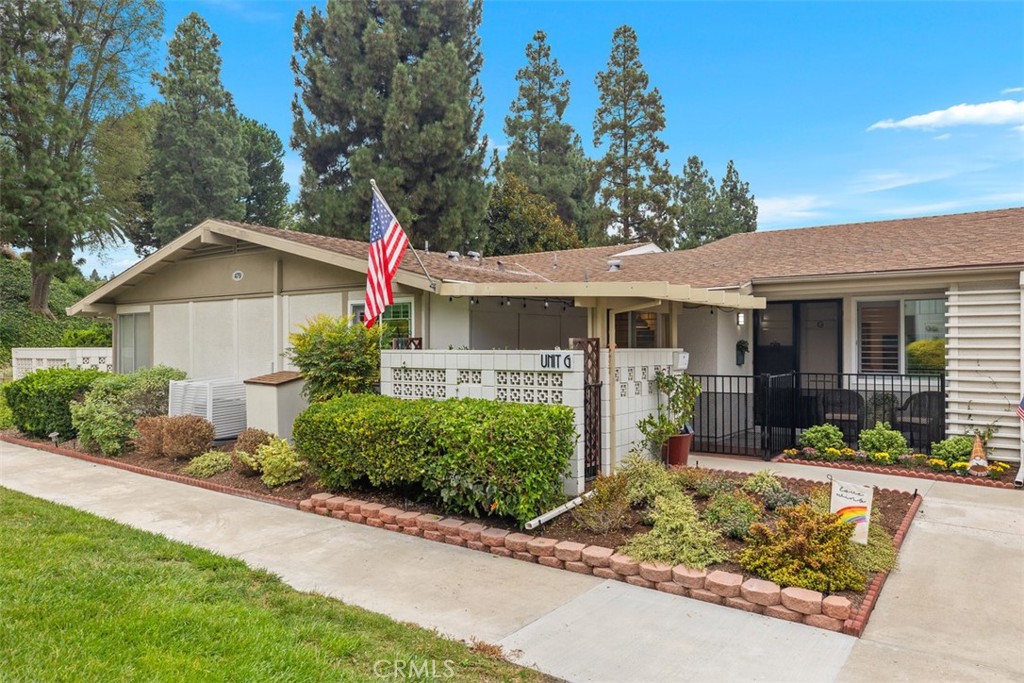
[364,187,410,328]
[1017,394,1024,422]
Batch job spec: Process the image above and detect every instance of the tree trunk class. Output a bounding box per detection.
[29,270,57,320]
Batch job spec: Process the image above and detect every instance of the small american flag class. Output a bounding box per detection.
[1017,394,1024,422]
[365,186,410,328]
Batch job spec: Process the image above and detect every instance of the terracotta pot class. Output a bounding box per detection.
[666,433,693,467]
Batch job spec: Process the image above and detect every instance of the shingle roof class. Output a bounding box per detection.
[223,207,1023,289]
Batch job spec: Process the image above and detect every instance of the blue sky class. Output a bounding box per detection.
[83,0,1024,276]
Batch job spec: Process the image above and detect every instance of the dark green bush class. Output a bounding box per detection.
[858,421,910,457]
[930,435,973,465]
[293,395,576,525]
[59,325,112,347]
[71,366,186,456]
[2,368,104,438]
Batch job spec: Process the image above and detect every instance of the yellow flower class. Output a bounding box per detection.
[825,447,841,455]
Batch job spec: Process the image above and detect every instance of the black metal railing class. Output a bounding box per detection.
[692,372,946,459]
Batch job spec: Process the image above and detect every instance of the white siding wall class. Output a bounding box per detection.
[946,280,1023,462]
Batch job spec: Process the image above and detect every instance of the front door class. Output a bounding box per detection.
[754,300,841,375]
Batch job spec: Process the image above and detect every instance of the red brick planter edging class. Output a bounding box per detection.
[774,457,1018,490]
[0,434,299,510]
[5,433,921,636]
[297,480,924,636]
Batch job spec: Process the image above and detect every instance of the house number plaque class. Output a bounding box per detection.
[538,352,573,370]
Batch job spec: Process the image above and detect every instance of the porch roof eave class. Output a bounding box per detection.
[435,280,766,309]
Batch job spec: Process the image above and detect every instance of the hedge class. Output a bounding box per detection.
[2,368,105,438]
[293,395,576,525]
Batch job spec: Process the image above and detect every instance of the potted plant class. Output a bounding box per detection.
[637,370,702,466]
[735,339,749,366]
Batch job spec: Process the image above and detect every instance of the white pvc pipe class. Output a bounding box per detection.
[525,490,596,530]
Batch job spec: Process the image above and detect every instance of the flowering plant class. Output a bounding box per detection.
[927,458,947,471]
[950,461,971,476]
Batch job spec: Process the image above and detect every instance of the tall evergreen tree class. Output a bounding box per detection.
[502,30,593,238]
[239,116,290,228]
[675,155,718,249]
[592,25,674,248]
[0,0,162,314]
[150,12,246,246]
[292,0,487,250]
[714,159,758,237]
[92,104,159,256]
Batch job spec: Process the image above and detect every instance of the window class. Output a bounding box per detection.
[858,298,945,374]
[118,313,151,373]
[350,300,413,338]
[614,311,659,348]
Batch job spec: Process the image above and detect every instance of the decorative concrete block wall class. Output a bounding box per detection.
[12,347,113,379]
[381,350,587,494]
[599,349,679,468]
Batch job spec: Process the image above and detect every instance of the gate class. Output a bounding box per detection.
[570,337,602,480]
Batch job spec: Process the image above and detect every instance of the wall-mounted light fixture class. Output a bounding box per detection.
[736,312,746,326]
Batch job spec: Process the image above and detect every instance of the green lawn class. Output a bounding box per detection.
[0,488,548,682]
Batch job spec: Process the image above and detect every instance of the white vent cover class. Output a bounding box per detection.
[168,377,246,440]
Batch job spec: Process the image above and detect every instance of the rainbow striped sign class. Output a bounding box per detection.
[830,480,873,545]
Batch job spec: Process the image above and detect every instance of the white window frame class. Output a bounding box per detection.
[855,294,945,374]
[348,295,415,337]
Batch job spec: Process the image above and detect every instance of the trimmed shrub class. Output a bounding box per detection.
[619,451,675,510]
[620,494,728,569]
[134,416,168,457]
[762,488,806,511]
[858,421,910,457]
[286,314,392,401]
[739,504,865,592]
[740,469,784,496]
[255,438,305,488]
[0,387,14,430]
[162,415,214,460]
[931,435,973,465]
[182,450,233,478]
[2,367,104,438]
[799,423,845,452]
[293,395,576,525]
[703,491,762,539]
[234,428,274,457]
[809,488,897,576]
[571,474,631,534]
[71,366,186,457]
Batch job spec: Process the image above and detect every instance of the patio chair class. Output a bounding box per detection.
[892,391,945,451]
[820,388,866,444]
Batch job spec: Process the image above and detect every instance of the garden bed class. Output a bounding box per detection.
[2,430,920,636]
[775,450,1018,490]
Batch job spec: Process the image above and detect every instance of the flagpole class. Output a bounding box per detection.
[370,179,437,291]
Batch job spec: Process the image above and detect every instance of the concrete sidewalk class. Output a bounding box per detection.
[2,441,1021,682]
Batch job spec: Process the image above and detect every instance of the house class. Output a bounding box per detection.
[69,208,1023,481]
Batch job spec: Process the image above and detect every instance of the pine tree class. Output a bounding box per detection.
[502,30,593,238]
[675,156,719,249]
[150,12,246,246]
[0,0,162,314]
[292,0,487,250]
[239,116,290,228]
[715,160,758,237]
[484,174,582,256]
[592,25,674,248]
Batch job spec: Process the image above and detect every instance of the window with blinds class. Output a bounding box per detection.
[858,301,899,373]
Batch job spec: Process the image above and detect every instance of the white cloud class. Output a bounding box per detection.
[867,100,1024,131]
[756,195,829,227]
[1002,87,1023,94]
[850,169,955,194]
[933,133,951,141]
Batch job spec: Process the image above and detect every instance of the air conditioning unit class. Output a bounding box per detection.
[168,377,246,440]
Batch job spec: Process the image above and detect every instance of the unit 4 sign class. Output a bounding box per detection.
[538,352,573,370]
